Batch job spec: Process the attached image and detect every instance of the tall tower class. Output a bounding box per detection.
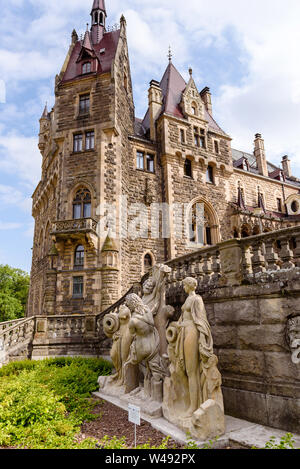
[90,0,107,44]
[27,0,135,317]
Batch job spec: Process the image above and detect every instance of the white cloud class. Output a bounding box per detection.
[0,221,22,231]
[0,133,41,187]
[0,184,32,213]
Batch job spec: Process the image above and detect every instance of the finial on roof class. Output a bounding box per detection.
[168,46,172,63]
[86,23,89,31]
[189,67,193,76]
[41,102,48,119]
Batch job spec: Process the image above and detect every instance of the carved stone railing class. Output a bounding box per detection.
[0,318,35,365]
[164,225,300,298]
[51,218,98,235]
[0,318,27,334]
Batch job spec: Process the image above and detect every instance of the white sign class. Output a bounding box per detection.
[128,404,141,426]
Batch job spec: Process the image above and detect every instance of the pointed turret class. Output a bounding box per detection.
[83,26,93,51]
[41,103,49,120]
[90,0,107,44]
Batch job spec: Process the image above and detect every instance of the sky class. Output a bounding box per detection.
[0,0,300,273]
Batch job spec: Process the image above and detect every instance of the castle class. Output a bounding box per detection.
[27,0,300,317]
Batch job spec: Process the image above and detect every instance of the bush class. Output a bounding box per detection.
[0,357,112,449]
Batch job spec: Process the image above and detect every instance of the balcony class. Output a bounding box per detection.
[51,218,98,250]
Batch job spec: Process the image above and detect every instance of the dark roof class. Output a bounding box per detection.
[61,29,120,83]
[232,148,300,188]
[139,62,228,138]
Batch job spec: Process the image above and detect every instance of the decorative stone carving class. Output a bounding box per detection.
[142,264,175,356]
[162,277,225,441]
[286,315,300,365]
[98,271,225,438]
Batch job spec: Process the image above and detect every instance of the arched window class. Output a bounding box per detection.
[94,12,99,24]
[73,188,92,219]
[184,158,193,178]
[82,62,91,74]
[144,253,153,272]
[99,12,104,25]
[74,245,84,268]
[188,203,216,246]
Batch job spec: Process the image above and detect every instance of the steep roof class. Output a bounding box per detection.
[232,148,300,188]
[141,61,227,137]
[91,0,106,13]
[61,29,120,83]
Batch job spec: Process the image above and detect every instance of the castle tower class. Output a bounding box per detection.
[90,0,107,44]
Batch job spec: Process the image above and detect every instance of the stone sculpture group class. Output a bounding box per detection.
[98,264,225,441]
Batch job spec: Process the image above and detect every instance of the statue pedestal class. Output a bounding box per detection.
[98,378,162,418]
[163,397,225,441]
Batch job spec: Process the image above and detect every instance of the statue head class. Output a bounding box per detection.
[118,305,131,324]
[125,293,145,315]
[142,277,156,295]
[183,277,198,294]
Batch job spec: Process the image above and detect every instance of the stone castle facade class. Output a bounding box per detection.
[27,0,300,318]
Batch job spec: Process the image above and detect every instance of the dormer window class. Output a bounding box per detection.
[82,62,91,74]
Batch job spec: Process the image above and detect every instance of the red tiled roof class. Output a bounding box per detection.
[91,0,106,13]
[61,29,120,83]
[141,62,227,136]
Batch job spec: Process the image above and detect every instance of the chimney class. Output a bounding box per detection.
[282,155,292,178]
[148,80,163,141]
[200,87,212,114]
[254,133,268,177]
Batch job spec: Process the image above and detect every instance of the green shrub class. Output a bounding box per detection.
[0,357,112,449]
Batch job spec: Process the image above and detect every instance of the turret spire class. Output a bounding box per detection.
[90,0,107,44]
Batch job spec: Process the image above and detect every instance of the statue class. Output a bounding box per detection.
[142,264,175,356]
[99,305,139,395]
[162,277,225,440]
[124,293,167,403]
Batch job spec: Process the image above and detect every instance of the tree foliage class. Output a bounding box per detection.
[0,265,30,322]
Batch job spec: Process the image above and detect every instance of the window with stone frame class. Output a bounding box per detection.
[184,158,193,178]
[180,129,186,144]
[277,197,283,212]
[85,131,95,150]
[74,245,85,269]
[146,154,155,173]
[73,133,83,152]
[136,151,155,173]
[206,165,214,184]
[79,94,90,115]
[137,151,144,170]
[144,253,153,272]
[189,203,213,246]
[73,276,84,298]
[73,188,92,219]
[214,140,220,154]
[194,127,206,149]
[82,62,91,74]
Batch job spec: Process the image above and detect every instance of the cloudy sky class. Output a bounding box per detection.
[0,0,300,272]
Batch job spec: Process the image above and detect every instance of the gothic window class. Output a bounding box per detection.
[79,94,90,114]
[191,102,197,115]
[94,12,99,24]
[82,62,91,74]
[85,131,95,150]
[144,253,153,272]
[99,12,104,25]
[74,245,84,268]
[184,158,193,178]
[206,165,214,184]
[73,134,83,152]
[73,188,92,219]
[73,276,84,298]
[189,203,214,246]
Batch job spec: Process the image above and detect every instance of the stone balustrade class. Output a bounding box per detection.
[165,225,300,298]
[0,318,35,365]
[0,318,27,334]
[51,218,98,235]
